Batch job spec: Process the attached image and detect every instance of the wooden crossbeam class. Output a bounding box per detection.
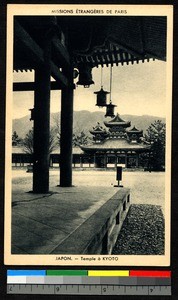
[13,81,62,91]
[52,36,70,70]
[74,49,153,68]
[99,51,105,67]
[14,20,68,88]
[92,51,100,67]
[108,53,114,67]
[130,54,135,64]
[119,50,124,66]
[124,52,129,65]
[113,46,119,66]
[103,50,109,67]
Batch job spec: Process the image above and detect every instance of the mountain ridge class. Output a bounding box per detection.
[13,111,166,139]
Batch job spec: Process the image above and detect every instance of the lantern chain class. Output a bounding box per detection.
[109,65,112,103]
[101,66,103,88]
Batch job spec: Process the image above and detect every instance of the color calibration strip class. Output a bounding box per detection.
[7,270,171,295]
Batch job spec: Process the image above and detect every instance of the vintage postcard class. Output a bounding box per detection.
[4,4,173,266]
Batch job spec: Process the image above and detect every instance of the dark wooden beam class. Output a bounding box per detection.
[14,20,68,88]
[108,53,114,67]
[13,81,62,91]
[113,46,119,66]
[98,51,105,67]
[124,52,129,65]
[96,51,105,68]
[103,52,109,67]
[60,68,74,187]
[33,38,51,193]
[52,36,70,70]
[119,50,124,66]
[130,54,135,64]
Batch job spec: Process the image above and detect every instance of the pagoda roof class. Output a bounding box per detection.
[104,113,131,128]
[94,87,110,95]
[80,139,150,152]
[128,126,143,133]
[90,123,108,135]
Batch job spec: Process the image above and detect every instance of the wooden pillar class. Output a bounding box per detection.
[115,153,117,168]
[136,152,139,168]
[80,156,82,168]
[105,153,107,168]
[33,41,51,193]
[94,154,96,168]
[88,156,91,168]
[50,156,53,168]
[125,152,128,168]
[60,69,74,187]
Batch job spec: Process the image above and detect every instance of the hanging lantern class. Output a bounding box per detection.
[73,68,79,79]
[76,63,94,88]
[29,108,35,121]
[105,66,117,117]
[105,101,116,117]
[94,67,109,107]
[94,87,110,107]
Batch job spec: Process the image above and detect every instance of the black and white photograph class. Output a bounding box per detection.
[4,4,172,266]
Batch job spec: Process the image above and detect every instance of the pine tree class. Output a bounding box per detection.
[12,131,22,146]
[144,120,166,171]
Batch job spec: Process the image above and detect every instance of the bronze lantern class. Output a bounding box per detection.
[94,86,110,107]
[105,101,117,117]
[76,63,94,88]
[29,108,35,121]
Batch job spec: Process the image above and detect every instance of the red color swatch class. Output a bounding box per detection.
[130,270,171,277]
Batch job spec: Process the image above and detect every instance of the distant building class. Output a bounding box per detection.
[80,113,150,168]
[12,114,150,169]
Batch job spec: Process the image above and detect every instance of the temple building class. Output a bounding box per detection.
[80,113,150,168]
[12,16,166,190]
[12,113,150,169]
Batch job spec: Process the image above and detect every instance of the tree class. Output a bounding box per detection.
[52,114,61,145]
[49,127,59,153]
[12,131,22,146]
[52,114,91,147]
[22,129,34,154]
[144,120,166,171]
[72,131,90,147]
[22,128,58,154]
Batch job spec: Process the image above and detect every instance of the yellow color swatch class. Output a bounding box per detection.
[88,270,129,277]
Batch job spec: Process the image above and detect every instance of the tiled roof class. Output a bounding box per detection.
[94,87,110,95]
[12,146,84,155]
[12,146,26,154]
[90,122,108,135]
[128,126,143,133]
[104,113,131,127]
[52,147,84,155]
[80,138,150,152]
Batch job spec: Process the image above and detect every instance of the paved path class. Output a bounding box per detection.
[12,169,165,212]
[11,170,165,254]
[12,185,119,254]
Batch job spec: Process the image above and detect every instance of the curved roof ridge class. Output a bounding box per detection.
[104,113,131,128]
[128,125,143,132]
[108,113,126,123]
[89,122,107,134]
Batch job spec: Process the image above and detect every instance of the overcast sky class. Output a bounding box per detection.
[13,59,167,119]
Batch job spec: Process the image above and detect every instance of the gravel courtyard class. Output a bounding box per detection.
[11,169,166,255]
[12,169,165,214]
[112,204,165,255]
